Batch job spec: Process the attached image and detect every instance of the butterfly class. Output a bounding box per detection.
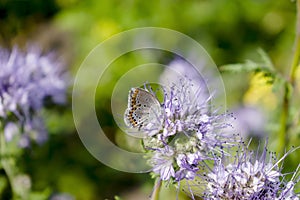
[124,87,163,135]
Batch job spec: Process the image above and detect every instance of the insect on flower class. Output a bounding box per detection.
[123,78,237,185]
[124,87,164,136]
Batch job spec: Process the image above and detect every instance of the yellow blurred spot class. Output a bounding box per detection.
[261,11,284,35]
[90,19,120,42]
[243,72,277,109]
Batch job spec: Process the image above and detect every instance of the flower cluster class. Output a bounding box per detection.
[125,59,300,199]
[141,79,237,182]
[201,142,300,200]
[0,46,68,147]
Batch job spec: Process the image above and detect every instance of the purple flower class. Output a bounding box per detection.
[0,46,68,147]
[159,59,208,101]
[150,147,175,181]
[201,141,300,200]
[140,77,236,183]
[225,106,266,139]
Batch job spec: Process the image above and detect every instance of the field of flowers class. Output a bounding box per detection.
[0,0,299,199]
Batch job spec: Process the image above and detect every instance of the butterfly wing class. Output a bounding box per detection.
[124,88,163,135]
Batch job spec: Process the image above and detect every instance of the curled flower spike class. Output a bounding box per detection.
[200,141,300,200]
[0,46,68,147]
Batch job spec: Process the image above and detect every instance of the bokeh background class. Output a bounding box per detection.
[0,0,299,199]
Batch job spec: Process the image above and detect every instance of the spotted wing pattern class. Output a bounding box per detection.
[124,88,163,133]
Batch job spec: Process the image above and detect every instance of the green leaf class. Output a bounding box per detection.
[220,62,258,73]
[220,48,275,74]
[220,48,289,90]
[257,48,275,70]
[220,60,274,74]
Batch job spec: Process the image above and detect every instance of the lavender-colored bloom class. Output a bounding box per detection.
[150,146,175,181]
[0,46,67,147]
[227,106,266,139]
[4,122,19,141]
[140,77,237,183]
[201,141,300,200]
[160,59,204,82]
[159,59,209,107]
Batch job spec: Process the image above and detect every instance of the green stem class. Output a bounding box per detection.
[290,0,300,86]
[278,83,290,154]
[0,130,16,199]
[150,178,162,200]
[278,0,300,153]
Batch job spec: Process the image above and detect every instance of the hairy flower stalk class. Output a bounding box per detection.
[0,46,68,147]
[200,141,300,200]
[135,78,237,183]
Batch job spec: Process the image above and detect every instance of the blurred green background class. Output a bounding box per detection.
[0,0,299,199]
